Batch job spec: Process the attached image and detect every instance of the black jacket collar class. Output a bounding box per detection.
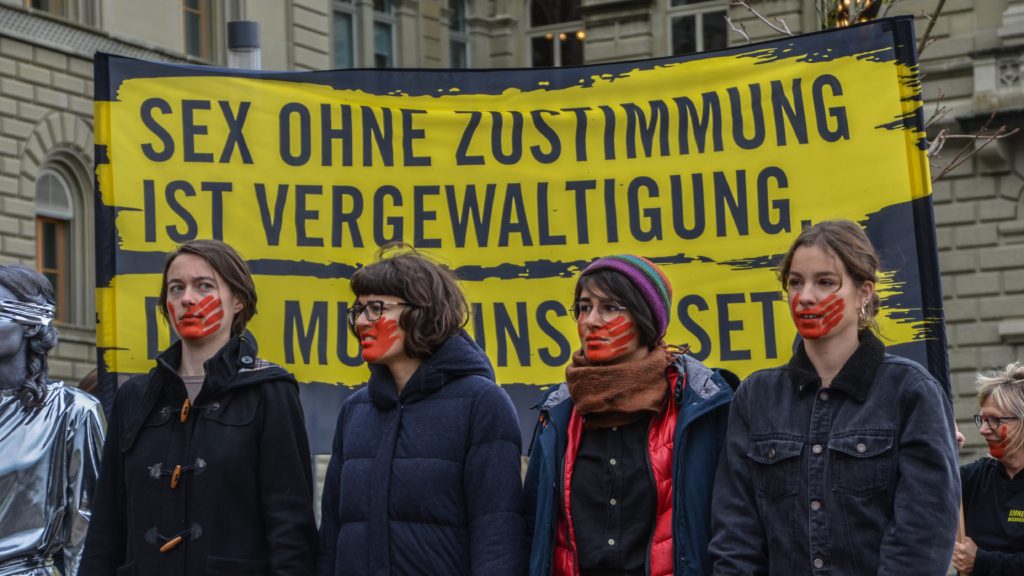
[789,331,885,403]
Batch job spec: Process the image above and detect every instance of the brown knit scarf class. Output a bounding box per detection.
[566,346,674,430]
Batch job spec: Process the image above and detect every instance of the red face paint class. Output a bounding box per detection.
[583,316,637,363]
[169,295,224,340]
[791,293,845,339]
[989,424,1010,459]
[358,317,401,363]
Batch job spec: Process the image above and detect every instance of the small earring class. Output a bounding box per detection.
[859,301,868,320]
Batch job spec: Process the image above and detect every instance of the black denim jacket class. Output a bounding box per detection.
[709,332,960,575]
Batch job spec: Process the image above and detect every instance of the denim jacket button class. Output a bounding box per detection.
[811,500,821,511]
[812,444,823,454]
[767,448,776,459]
[856,442,867,454]
[819,391,829,401]
[814,558,824,569]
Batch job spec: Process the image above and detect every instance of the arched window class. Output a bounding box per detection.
[448,0,469,68]
[35,168,73,323]
[668,0,727,56]
[528,0,584,67]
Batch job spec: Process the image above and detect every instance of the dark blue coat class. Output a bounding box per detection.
[317,331,527,576]
[523,354,733,576]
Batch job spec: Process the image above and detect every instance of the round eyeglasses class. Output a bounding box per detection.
[974,414,1020,430]
[346,300,409,326]
[570,300,629,323]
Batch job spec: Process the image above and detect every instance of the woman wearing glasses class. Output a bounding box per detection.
[523,255,734,576]
[81,240,317,576]
[710,220,959,574]
[953,362,1024,575]
[318,249,526,576]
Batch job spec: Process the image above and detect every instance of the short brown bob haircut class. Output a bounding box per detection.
[158,239,257,337]
[348,247,468,359]
[778,219,881,333]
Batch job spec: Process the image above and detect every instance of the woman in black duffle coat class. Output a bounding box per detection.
[80,240,317,576]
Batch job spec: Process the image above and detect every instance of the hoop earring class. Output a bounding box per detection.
[859,302,867,321]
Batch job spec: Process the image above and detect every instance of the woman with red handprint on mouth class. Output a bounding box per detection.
[524,255,735,576]
[710,220,959,575]
[318,248,526,576]
[953,363,1024,576]
[81,240,317,576]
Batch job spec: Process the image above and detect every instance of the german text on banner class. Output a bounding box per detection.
[94,17,946,452]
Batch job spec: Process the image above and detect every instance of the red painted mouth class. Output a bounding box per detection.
[169,295,224,340]
[791,294,844,340]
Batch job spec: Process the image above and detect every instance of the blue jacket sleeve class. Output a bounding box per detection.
[708,380,769,575]
[464,382,528,576]
[877,375,960,573]
[317,405,346,576]
[677,372,731,576]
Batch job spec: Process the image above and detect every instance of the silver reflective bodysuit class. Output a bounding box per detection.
[0,383,104,576]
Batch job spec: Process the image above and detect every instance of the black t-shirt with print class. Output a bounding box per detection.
[962,457,1024,575]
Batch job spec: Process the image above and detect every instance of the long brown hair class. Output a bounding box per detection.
[778,220,881,333]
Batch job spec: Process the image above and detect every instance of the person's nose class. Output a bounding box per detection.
[354,309,372,330]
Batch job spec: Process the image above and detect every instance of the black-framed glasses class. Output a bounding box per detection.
[570,300,629,323]
[974,414,1020,430]
[346,300,409,326]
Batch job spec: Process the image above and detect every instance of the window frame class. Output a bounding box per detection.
[332,0,358,69]
[666,0,728,56]
[372,0,397,68]
[448,0,469,68]
[35,216,68,324]
[527,0,584,67]
[182,0,212,59]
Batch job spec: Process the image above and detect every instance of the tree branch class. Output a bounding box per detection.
[725,16,752,44]
[917,0,946,57]
[730,0,794,36]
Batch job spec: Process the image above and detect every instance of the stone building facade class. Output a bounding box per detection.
[1,0,1021,460]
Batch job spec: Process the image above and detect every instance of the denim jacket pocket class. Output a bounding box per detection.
[748,437,803,500]
[828,431,894,496]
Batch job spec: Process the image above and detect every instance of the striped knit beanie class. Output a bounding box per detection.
[581,255,673,340]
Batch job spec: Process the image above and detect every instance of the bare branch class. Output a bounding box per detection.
[930,113,1020,181]
[917,0,947,57]
[725,16,752,44]
[730,0,795,37]
[927,128,949,157]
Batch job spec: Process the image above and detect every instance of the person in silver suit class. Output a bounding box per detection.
[0,265,104,576]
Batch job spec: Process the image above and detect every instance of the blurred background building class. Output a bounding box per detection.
[0,0,1020,463]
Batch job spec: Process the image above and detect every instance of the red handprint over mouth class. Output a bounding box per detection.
[169,295,224,340]
[791,293,845,340]
[582,316,637,363]
[358,317,401,362]
[988,424,1010,459]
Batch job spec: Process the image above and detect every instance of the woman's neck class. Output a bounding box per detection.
[1002,450,1024,479]
[804,331,861,387]
[178,334,231,377]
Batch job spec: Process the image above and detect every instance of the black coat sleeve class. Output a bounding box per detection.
[258,379,318,575]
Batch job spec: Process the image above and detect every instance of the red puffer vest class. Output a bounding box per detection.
[552,368,683,576]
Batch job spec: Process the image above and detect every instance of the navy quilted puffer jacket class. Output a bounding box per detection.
[317,331,527,576]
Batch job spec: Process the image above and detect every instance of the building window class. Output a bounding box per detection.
[26,0,65,16]
[449,0,469,68]
[669,0,727,56]
[529,0,584,67]
[183,0,212,59]
[332,0,356,68]
[35,170,73,324]
[373,0,395,67]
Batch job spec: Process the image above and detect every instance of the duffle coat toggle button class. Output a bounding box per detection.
[146,523,203,553]
[179,398,190,422]
[148,458,208,488]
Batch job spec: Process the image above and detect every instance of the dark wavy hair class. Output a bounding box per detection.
[778,219,881,333]
[0,265,58,409]
[348,247,468,359]
[158,240,257,337]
